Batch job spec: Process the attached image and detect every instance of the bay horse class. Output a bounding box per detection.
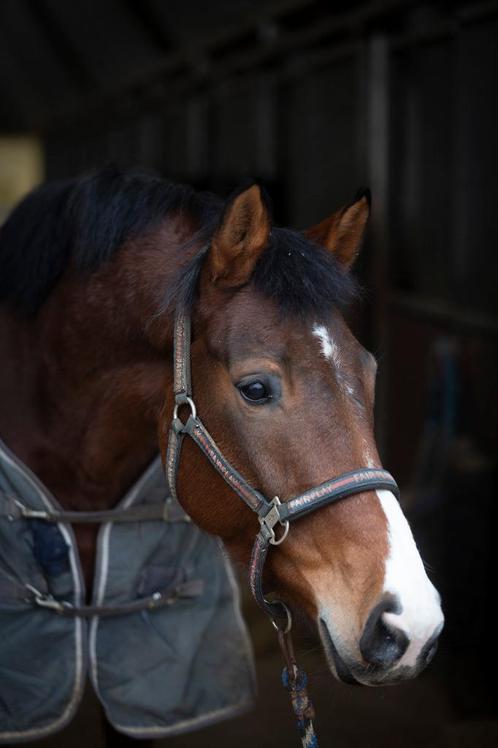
[0,166,443,738]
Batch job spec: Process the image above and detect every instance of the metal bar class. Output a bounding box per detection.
[365,33,391,453]
[24,0,95,92]
[391,24,455,51]
[457,0,498,23]
[389,292,498,337]
[119,0,174,53]
[43,0,415,133]
[391,0,498,51]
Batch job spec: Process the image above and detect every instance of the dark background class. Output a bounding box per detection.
[1,1,497,746]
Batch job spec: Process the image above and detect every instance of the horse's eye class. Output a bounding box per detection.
[238,380,271,404]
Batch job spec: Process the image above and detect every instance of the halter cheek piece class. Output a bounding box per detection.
[166,313,400,628]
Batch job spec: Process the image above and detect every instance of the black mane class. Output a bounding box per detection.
[252,227,358,316]
[166,226,358,320]
[0,165,222,313]
[0,165,357,318]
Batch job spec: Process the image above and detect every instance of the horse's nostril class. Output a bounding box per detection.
[420,631,440,667]
[360,597,409,668]
[424,641,438,665]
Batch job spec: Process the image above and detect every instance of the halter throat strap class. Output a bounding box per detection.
[167,312,400,621]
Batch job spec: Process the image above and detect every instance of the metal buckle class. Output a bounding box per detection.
[25,584,69,614]
[259,497,290,546]
[13,498,49,520]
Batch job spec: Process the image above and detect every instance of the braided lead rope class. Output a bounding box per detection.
[278,629,319,748]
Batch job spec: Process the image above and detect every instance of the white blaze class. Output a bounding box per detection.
[312,324,341,368]
[312,323,360,403]
[377,490,444,668]
[310,321,444,676]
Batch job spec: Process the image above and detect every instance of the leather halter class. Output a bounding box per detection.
[165,312,400,629]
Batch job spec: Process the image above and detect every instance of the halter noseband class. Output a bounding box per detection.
[165,312,400,625]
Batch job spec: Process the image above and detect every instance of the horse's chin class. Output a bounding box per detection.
[318,618,362,686]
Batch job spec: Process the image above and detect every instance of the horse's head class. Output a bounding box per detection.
[160,184,443,686]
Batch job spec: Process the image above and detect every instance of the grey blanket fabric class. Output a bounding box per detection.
[0,439,255,743]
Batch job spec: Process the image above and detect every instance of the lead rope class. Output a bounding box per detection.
[278,627,319,748]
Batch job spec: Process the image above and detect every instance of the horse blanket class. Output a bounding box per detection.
[0,438,255,742]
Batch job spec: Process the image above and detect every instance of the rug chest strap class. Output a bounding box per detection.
[25,579,203,617]
[0,493,188,524]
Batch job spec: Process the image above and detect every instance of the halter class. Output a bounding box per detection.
[165,312,400,746]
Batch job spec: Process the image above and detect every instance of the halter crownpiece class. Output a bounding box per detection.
[166,310,401,748]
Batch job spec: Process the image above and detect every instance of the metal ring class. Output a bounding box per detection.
[173,396,197,423]
[266,496,290,546]
[270,519,290,546]
[266,599,292,634]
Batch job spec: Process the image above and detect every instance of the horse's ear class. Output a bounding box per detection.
[306,188,371,268]
[208,183,271,288]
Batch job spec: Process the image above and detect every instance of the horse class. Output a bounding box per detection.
[0,166,443,742]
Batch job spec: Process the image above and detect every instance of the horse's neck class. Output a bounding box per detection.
[0,221,190,512]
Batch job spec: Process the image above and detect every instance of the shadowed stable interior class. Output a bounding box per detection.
[0,1,497,746]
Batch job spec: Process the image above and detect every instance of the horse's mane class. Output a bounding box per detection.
[166,227,358,319]
[0,164,357,318]
[0,165,222,314]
